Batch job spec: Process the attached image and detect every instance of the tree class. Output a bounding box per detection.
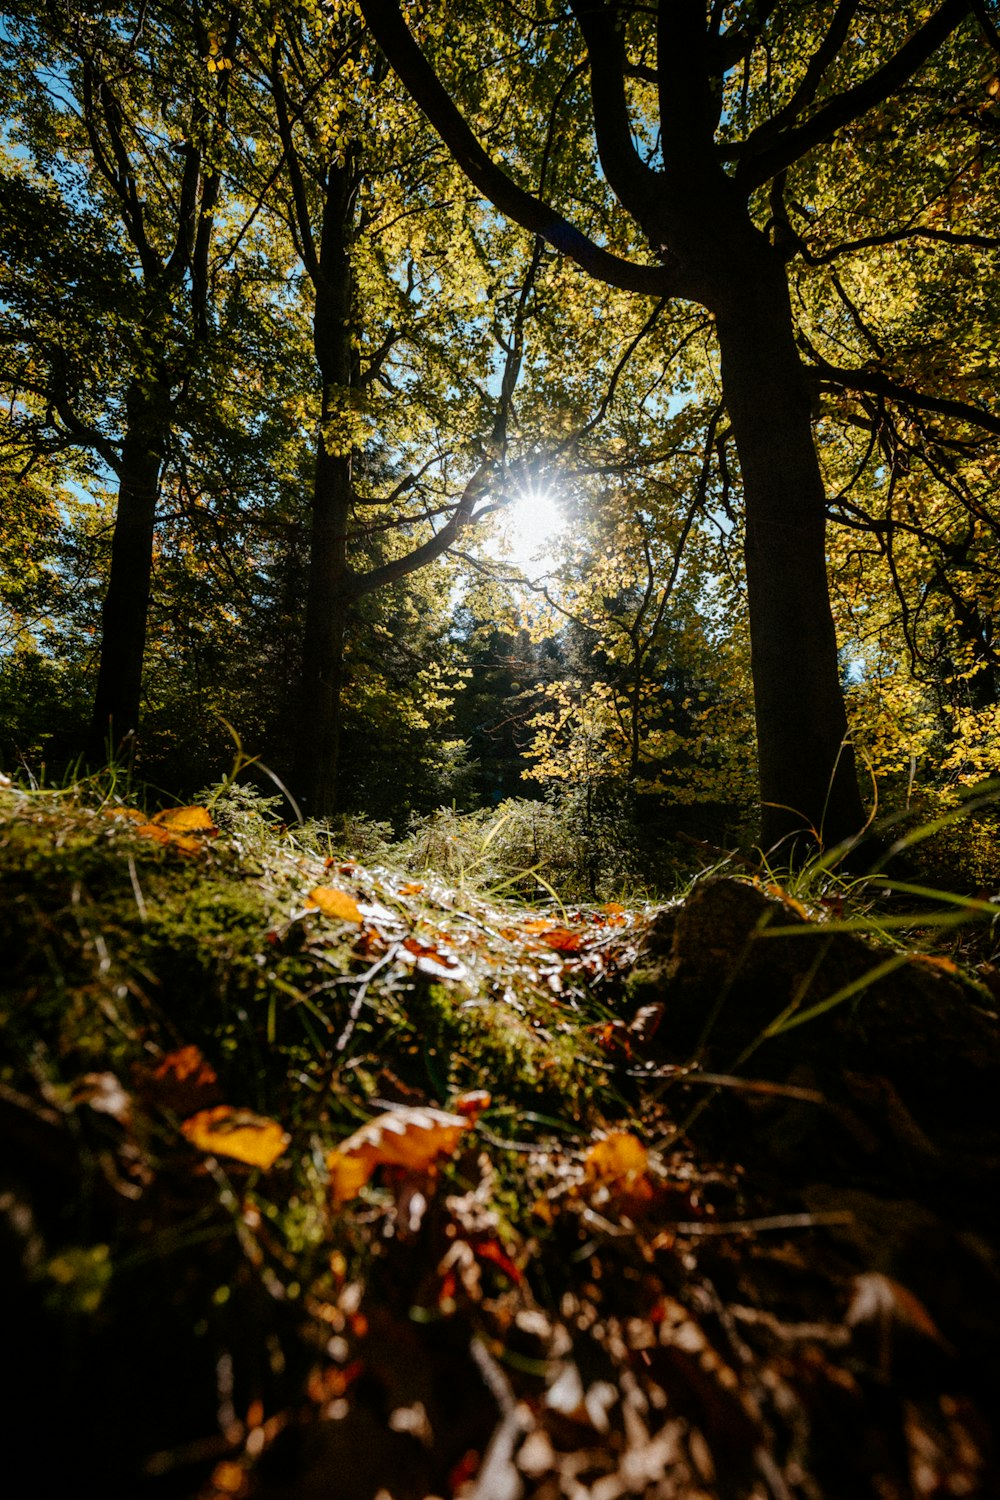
[240,6,549,815]
[359,0,998,850]
[0,2,246,764]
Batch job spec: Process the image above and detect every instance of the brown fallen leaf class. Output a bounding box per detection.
[135,1044,223,1117]
[135,822,206,854]
[306,886,364,923]
[401,935,467,981]
[327,1105,471,1206]
[181,1106,290,1169]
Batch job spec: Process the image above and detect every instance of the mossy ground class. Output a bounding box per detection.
[2,784,999,1500]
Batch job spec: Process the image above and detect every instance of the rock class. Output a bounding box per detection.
[629,877,1000,1160]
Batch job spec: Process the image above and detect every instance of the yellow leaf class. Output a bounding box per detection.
[326,1150,372,1205]
[585,1131,649,1188]
[151,805,217,832]
[181,1106,290,1169]
[327,1105,469,1205]
[306,886,364,923]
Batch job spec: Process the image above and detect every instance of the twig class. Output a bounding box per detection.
[629,1065,826,1103]
[668,1210,855,1237]
[333,943,401,1053]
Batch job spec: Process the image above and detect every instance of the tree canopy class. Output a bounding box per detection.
[1,0,999,862]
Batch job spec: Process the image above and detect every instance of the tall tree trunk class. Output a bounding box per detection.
[295,432,352,816]
[293,166,356,818]
[86,378,169,765]
[710,229,866,851]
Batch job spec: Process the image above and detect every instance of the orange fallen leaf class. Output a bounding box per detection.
[592,1020,632,1057]
[471,1237,523,1284]
[602,902,626,915]
[306,886,364,923]
[181,1105,290,1169]
[151,805,217,832]
[399,881,425,896]
[540,927,584,953]
[207,1461,248,1497]
[453,1089,491,1121]
[327,1105,470,1206]
[117,805,217,854]
[910,953,960,975]
[521,918,556,935]
[135,822,202,854]
[586,1131,649,1186]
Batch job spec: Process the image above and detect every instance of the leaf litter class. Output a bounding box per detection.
[1,786,998,1498]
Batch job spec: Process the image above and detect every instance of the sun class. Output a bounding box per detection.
[498,486,566,576]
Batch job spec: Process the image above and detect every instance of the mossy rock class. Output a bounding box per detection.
[629,877,1000,1144]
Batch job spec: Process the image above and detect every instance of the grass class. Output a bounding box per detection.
[3,776,999,1497]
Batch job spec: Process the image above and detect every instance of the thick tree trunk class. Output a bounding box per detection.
[293,166,357,819]
[86,379,169,765]
[710,233,867,851]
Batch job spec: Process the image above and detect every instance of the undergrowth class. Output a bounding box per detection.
[3,778,1000,1498]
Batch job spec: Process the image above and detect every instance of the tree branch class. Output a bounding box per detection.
[802,224,1000,264]
[566,0,661,206]
[811,359,1000,437]
[357,0,673,296]
[269,42,320,283]
[655,0,723,161]
[736,0,972,191]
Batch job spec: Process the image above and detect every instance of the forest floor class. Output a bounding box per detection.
[2,783,999,1500]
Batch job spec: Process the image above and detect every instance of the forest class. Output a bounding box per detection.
[3,1,1000,1496]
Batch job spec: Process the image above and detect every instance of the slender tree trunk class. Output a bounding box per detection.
[86,378,169,764]
[709,229,866,851]
[293,166,357,818]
